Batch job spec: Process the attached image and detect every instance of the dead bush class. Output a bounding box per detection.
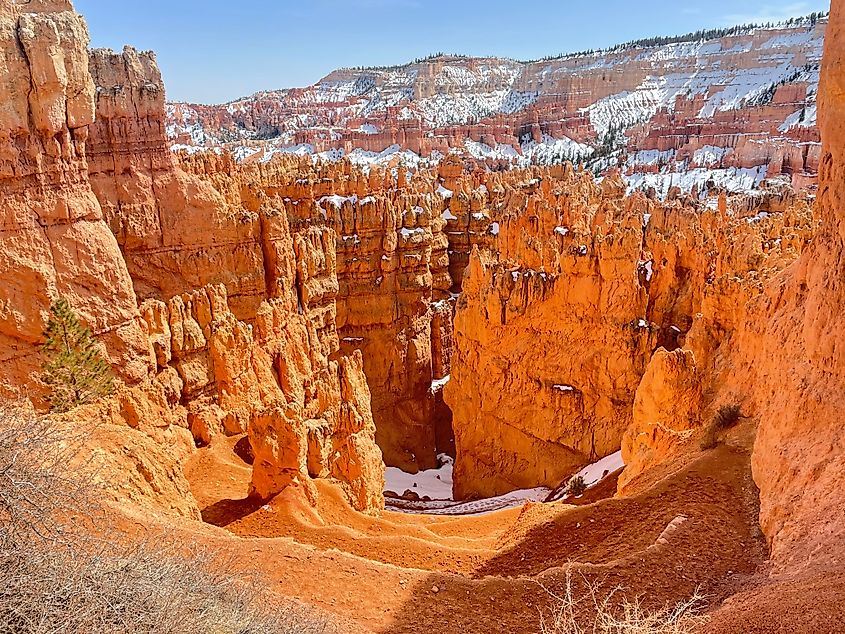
[0,536,330,634]
[0,403,93,543]
[539,571,708,634]
[700,404,743,450]
[0,405,331,634]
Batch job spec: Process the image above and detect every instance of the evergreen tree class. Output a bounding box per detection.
[41,299,114,413]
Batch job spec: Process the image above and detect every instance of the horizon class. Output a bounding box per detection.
[75,0,831,105]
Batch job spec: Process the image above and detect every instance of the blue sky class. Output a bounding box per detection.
[75,0,830,104]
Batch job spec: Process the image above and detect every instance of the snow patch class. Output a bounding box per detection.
[572,450,625,489]
[385,456,454,501]
[430,375,451,392]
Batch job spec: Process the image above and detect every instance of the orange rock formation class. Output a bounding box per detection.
[0,0,151,400]
[174,154,457,471]
[88,47,385,512]
[615,2,845,574]
[3,4,844,590]
[747,3,845,567]
[0,2,385,515]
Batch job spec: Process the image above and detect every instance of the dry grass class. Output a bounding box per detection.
[539,571,708,634]
[0,404,331,634]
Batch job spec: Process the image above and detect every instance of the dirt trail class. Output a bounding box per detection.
[174,430,774,633]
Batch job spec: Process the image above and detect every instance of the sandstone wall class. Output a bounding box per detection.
[620,5,844,570]
[0,0,201,517]
[329,187,451,471]
[744,3,845,567]
[176,153,459,472]
[0,17,386,516]
[446,172,655,498]
[87,47,269,322]
[4,0,837,531]
[0,0,151,400]
[84,49,387,511]
[618,191,814,492]
[446,162,813,500]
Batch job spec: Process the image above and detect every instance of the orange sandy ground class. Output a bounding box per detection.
[114,424,844,633]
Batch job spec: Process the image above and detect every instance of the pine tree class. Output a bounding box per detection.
[41,299,114,413]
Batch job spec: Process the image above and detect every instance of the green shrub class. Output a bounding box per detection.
[41,299,114,413]
[568,475,587,497]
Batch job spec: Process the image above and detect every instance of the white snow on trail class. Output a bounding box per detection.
[572,450,625,488]
[384,455,454,501]
[384,450,626,515]
[386,487,551,516]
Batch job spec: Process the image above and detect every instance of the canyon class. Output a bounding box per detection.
[0,0,844,632]
[168,17,826,196]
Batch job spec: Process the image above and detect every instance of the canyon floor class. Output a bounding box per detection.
[117,422,800,634]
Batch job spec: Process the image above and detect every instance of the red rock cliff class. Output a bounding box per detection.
[747,0,845,567]
[446,164,812,500]
[84,47,387,513]
[0,0,151,400]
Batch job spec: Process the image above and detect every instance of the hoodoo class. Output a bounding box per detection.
[0,0,843,632]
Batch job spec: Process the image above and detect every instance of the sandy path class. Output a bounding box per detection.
[174,432,771,633]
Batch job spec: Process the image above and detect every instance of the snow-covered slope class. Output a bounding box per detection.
[167,14,827,194]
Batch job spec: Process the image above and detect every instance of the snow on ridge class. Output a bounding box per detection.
[464,139,520,161]
[459,134,593,167]
[357,123,380,134]
[165,18,823,186]
[523,135,594,164]
[166,16,823,149]
[164,21,822,201]
[779,104,818,131]
[415,90,539,127]
[692,145,733,167]
[626,149,676,168]
[626,166,768,196]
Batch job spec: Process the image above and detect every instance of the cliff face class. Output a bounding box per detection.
[0,3,386,517]
[3,0,841,547]
[83,47,386,513]
[618,191,814,493]
[613,3,845,569]
[87,47,269,321]
[620,3,845,572]
[0,0,198,518]
[175,154,456,471]
[329,184,452,471]
[446,161,813,499]
[745,2,845,567]
[0,0,151,401]
[446,172,653,498]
